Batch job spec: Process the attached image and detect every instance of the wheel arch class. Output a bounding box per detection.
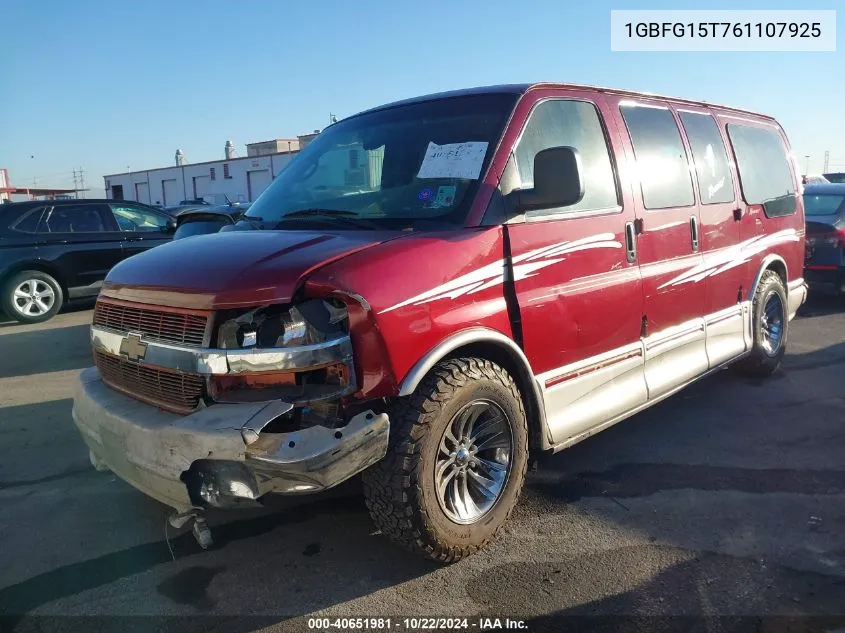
[1,261,67,299]
[397,328,548,451]
[749,255,787,299]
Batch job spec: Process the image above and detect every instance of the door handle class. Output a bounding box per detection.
[690,216,699,252]
[733,208,742,221]
[625,221,637,263]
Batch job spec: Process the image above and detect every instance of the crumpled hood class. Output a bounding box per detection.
[103,229,397,309]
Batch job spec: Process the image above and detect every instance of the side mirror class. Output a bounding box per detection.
[165,217,177,233]
[509,146,584,213]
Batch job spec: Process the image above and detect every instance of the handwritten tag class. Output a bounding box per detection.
[417,141,489,180]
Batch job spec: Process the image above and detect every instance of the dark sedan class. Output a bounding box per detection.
[172,202,251,240]
[804,183,845,296]
[0,199,175,323]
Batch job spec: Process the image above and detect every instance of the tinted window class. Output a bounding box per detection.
[727,124,796,217]
[41,204,109,233]
[678,112,735,204]
[823,173,845,184]
[620,105,694,209]
[803,194,845,216]
[111,204,170,232]
[11,207,45,232]
[513,99,618,216]
[174,220,230,240]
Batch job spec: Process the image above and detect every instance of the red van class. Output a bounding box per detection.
[72,83,807,561]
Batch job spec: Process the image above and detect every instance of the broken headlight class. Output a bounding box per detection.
[216,298,348,349]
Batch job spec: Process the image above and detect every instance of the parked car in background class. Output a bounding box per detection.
[163,203,208,216]
[0,199,175,323]
[803,174,830,185]
[823,172,845,184]
[72,83,806,560]
[173,203,252,240]
[804,183,845,295]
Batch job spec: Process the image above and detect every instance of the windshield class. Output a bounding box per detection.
[246,93,518,229]
[804,194,845,216]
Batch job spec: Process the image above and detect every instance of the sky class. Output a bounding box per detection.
[1,0,842,198]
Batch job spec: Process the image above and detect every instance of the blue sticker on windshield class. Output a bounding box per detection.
[417,187,434,202]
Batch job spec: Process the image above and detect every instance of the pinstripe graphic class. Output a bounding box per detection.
[379,233,622,314]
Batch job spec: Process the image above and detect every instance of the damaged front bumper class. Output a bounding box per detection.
[72,366,389,513]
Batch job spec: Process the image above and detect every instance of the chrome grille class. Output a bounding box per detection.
[94,350,205,414]
[93,299,208,347]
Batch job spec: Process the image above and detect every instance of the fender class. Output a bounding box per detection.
[0,259,67,295]
[748,254,807,322]
[397,327,549,445]
[749,254,788,300]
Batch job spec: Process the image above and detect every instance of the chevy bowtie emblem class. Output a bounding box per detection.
[119,333,148,361]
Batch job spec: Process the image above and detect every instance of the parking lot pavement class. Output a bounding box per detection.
[1,299,844,632]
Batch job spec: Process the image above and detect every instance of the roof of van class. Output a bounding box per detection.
[356,83,776,121]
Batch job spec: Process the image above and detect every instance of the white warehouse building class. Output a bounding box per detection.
[101,134,321,207]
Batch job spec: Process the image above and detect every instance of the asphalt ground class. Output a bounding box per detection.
[1,296,844,633]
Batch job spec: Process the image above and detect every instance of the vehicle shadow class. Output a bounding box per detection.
[464,544,845,628]
[0,484,436,628]
[0,323,92,378]
[512,546,845,631]
[796,292,843,319]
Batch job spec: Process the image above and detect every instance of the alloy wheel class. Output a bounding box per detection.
[435,399,513,524]
[760,293,784,355]
[12,279,56,317]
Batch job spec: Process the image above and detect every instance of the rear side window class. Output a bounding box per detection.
[620,104,694,209]
[727,124,796,217]
[11,207,45,232]
[678,112,735,204]
[514,99,619,216]
[40,204,111,233]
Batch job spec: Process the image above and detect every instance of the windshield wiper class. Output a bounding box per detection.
[276,208,379,229]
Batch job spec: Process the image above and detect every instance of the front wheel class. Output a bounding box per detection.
[362,357,529,563]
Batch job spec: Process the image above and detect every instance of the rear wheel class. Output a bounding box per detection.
[735,270,787,377]
[1,270,64,324]
[362,358,529,563]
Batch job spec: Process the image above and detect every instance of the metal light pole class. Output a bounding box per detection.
[804,155,810,174]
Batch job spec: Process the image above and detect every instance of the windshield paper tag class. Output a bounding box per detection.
[417,141,489,180]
